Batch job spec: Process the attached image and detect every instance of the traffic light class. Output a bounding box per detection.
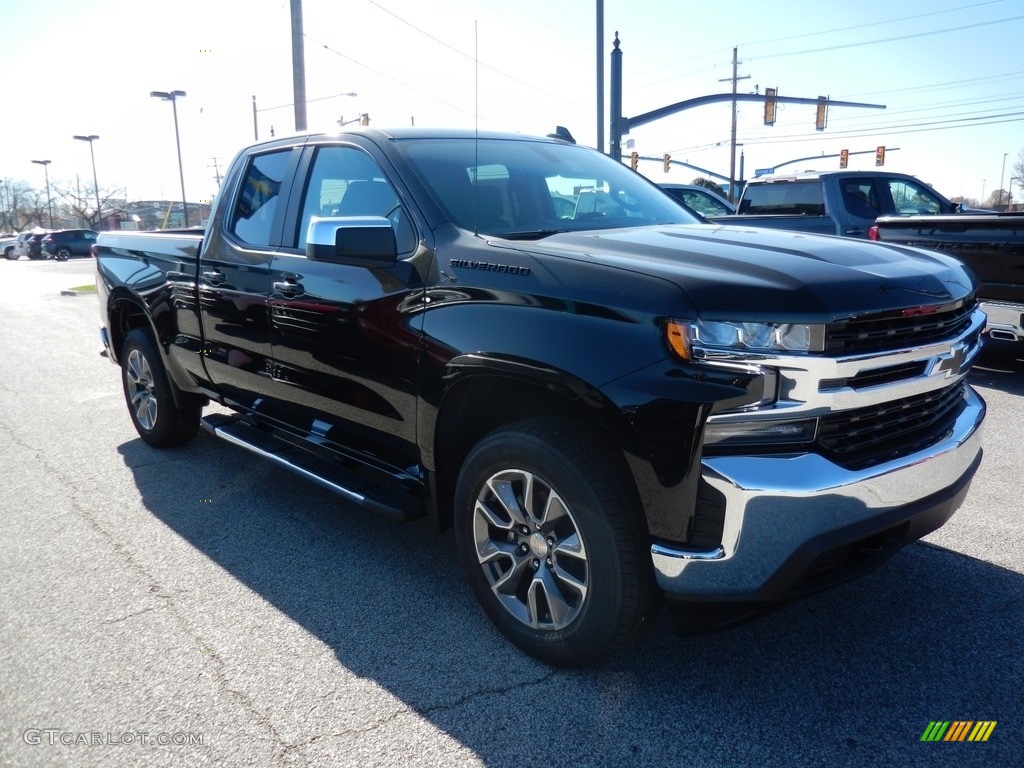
[815,97,827,131]
[663,153,671,173]
[630,151,639,170]
[764,87,777,126]
[360,113,370,126]
[839,149,849,169]
[875,146,885,166]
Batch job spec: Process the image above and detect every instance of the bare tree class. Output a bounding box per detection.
[0,179,47,231]
[985,189,1009,208]
[52,181,126,230]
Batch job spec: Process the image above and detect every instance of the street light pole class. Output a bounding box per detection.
[151,90,189,228]
[72,135,102,230]
[31,159,54,228]
[999,152,1008,209]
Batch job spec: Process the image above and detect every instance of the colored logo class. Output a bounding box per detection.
[920,721,997,742]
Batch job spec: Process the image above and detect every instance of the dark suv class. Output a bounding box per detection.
[41,229,99,260]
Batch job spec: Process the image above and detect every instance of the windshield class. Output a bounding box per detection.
[399,137,699,238]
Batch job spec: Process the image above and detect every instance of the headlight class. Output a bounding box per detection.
[665,319,824,360]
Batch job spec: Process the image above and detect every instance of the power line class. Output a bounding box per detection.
[629,1,1013,88]
[753,14,1024,60]
[743,0,1010,47]
[360,0,577,103]
[318,42,481,119]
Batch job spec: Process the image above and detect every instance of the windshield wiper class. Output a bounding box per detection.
[493,229,568,241]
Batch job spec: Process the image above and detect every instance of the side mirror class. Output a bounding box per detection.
[306,216,397,267]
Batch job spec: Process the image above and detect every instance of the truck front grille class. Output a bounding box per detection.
[817,381,967,470]
[824,300,976,354]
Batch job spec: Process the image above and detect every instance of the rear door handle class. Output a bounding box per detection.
[201,269,225,285]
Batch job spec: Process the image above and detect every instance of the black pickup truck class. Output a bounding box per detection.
[871,213,1024,344]
[708,170,985,238]
[97,128,986,666]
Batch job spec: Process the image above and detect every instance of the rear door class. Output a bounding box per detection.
[197,146,301,411]
[266,141,426,470]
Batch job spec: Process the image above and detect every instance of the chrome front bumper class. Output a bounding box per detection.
[651,385,985,600]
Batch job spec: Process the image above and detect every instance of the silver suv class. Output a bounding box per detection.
[10,232,47,260]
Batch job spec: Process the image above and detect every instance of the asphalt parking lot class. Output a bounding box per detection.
[1,257,1021,767]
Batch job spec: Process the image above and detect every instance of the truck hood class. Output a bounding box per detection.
[513,224,975,321]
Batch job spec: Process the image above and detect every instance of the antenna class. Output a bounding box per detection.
[474,19,479,237]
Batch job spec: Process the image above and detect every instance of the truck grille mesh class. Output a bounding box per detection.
[817,381,967,469]
[824,301,976,354]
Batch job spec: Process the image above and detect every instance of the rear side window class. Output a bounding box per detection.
[839,180,882,219]
[230,150,291,247]
[739,182,825,215]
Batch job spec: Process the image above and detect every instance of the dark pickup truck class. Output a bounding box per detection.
[97,128,985,666]
[708,170,983,238]
[872,213,1024,343]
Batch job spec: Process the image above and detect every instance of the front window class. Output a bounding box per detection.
[887,179,943,215]
[296,145,416,254]
[399,138,697,239]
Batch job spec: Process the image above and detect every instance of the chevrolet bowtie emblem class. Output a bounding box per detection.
[933,343,968,377]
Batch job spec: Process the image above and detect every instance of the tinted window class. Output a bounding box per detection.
[839,180,882,219]
[297,145,416,254]
[739,182,825,215]
[231,151,291,246]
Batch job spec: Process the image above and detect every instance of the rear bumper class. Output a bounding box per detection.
[652,385,985,603]
[981,300,1024,342]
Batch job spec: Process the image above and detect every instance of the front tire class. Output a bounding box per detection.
[454,417,660,667]
[121,329,201,447]
[3,247,15,260]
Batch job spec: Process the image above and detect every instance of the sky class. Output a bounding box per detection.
[2,0,1023,207]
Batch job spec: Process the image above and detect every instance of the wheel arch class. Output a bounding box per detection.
[107,290,202,410]
[429,357,640,533]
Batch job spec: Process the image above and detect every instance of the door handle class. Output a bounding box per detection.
[273,279,305,297]
[201,269,225,285]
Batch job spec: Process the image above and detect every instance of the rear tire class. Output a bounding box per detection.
[55,246,71,261]
[4,248,16,260]
[454,417,661,667]
[121,329,202,447]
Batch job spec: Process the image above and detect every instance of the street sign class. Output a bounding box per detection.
[754,168,775,177]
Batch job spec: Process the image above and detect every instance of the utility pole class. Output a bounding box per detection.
[209,158,222,187]
[595,0,604,154]
[290,0,307,131]
[719,47,750,202]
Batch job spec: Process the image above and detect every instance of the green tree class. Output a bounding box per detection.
[691,177,726,197]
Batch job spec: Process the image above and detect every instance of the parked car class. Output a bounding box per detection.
[11,231,48,260]
[659,183,735,217]
[1,233,17,260]
[872,212,1024,343]
[707,170,986,238]
[42,229,99,260]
